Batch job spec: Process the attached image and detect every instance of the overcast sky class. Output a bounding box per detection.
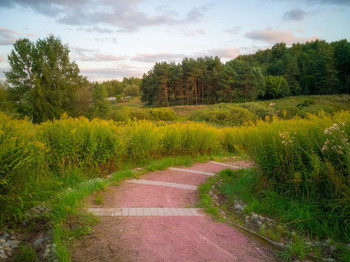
[0,0,349,81]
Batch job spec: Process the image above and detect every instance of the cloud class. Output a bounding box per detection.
[132,52,186,63]
[1,1,209,32]
[71,47,126,62]
[267,0,350,5]
[81,66,145,81]
[77,26,114,34]
[310,0,350,5]
[245,29,318,45]
[203,48,241,59]
[0,27,35,46]
[224,26,242,35]
[282,8,308,21]
[184,29,206,37]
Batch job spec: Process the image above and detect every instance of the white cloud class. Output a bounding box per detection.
[245,28,318,45]
[132,52,186,63]
[81,66,144,81]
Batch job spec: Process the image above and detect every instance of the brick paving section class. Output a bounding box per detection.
[87,207,203,217]
[209,161,241,168]
[126,179,197,190]
[168,167,215,176]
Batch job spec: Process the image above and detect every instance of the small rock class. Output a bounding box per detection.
[2,242,10,247]
[251,213,258,219]
[323,258,335,262]
[234,202,245,211]
[0,239,5,243]
[7,251,12,257]
[0,249,5,254]
[257,221,262,226]
[0,254,8,259]
[11,240,20,245]
[9,235,17,240]
[4,247,13,252]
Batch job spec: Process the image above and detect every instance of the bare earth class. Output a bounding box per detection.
[72,160,277,262]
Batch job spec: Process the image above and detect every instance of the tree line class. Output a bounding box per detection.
[140,39,350,106]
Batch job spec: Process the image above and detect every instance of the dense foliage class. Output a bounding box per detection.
[5,36,89,122]
[141,39,350,106]
[1,111,349,242]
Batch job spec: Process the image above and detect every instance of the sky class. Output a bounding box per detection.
[0,0,349,82]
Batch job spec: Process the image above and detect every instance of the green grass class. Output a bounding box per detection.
[14,244,39,262]
[203,168,350,261]
[169,94,350,121]
[197,176,220,217]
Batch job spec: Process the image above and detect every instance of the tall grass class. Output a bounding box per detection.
[1,110,349,242]
[0,113,221,223]
[222,111,350,241]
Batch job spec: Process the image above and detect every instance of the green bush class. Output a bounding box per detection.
[189,104,258,126]
[0,113,49,221]
[110,107,176,122]
[299,104,337,116]
[149,107,177,121]
[222,111,350,241]
[237,102,276,119]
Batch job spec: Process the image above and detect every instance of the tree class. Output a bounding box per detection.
[90,84,111,118]
[264,75,290,99]
[5,35,87,122]
[123,84,140,97]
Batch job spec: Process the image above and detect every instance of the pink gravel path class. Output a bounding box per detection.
[72,161,276,262]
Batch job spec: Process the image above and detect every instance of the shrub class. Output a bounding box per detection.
[0,113,48,221]
[189,104,257,126]
[237,102,276,119]
[149,107,177,121]
[222,111,350,241]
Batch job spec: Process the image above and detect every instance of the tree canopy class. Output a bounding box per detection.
[5,35,88,122]
[141,39,350,106]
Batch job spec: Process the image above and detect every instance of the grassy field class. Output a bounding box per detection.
[110,94,350,124]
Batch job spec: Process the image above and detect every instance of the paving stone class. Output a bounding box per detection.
[126,179,197,190]
[209,161,241,168]
[150,208,158,216]
[168,167,215,176]
[87,208,203,217]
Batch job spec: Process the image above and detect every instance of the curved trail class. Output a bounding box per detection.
[72,161,277,262]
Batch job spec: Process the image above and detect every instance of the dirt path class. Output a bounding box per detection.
[72,161,277,262]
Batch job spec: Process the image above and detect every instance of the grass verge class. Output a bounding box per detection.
[199,168,350,261]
